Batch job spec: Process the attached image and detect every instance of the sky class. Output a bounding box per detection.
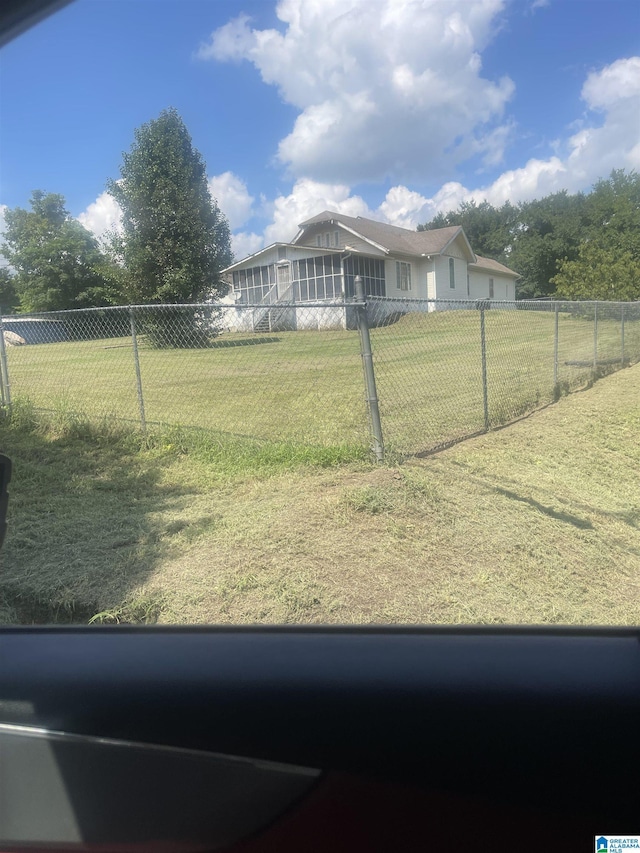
[1,0,639,260]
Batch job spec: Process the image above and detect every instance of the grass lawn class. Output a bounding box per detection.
[1,360,638,626]
[5,306,638,455]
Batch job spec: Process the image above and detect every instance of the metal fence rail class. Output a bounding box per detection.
[1,289,639,459]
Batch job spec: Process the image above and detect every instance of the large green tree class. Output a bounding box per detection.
[107,108,233,306]
[0,191,115,312]
[509,191,587,299]
[553,171,640,300]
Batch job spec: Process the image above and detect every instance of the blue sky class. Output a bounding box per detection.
[1,0,639,258]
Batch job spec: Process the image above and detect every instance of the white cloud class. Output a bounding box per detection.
[208,171,254,230]
[230,231,264,259]
[581,56,640,109]
[75,54,638,266]
[200,0,514,184]
[378,186,431,229]
[263,178,371,244]
[77,192,122,243]
[224,55,640,253]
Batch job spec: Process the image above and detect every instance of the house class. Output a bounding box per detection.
[221,210,519,331]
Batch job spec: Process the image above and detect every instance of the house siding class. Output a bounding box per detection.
[444,234,470,261]
[434,254,467,300]
[383,256,430,299]
[468,269,517,301]
[298,224,386,256]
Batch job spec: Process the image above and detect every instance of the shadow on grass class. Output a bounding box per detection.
[493,487,594,530]
[208,335,281,349]
[0,403,370,626]
[0,419,188,625]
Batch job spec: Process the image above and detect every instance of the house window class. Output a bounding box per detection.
[277,246,287,260]
[291,254,343,301]
[466,274,470,297]
[333,231,340,247]
[449,257,455,289]
[344,256,386,298]
[489,277,494,298]
[233,264,277,303]
[315,234,322,247]
[325,232,331,247]
[396,261,411,291]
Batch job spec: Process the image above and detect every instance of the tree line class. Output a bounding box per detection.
[1,108,233,315]
[418,169,640,301]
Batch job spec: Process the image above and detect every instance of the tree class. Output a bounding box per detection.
[0,191,116,312]
[553,244,640,301]
[509,191,587,299]
[0,268,19,315]
[553,171,640,300]
[107,108,233,308]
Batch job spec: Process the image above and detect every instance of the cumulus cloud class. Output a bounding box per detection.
[200,0,514,184]
[77,192,122,243]
[230,231,264,259]
[581,56,640,109]
[263,178,371,243]
[221,54,640,253]
[208,171,254,230]
[76,54,638,262]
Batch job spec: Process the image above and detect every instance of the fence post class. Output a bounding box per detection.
[593,302,598,369]
[621,304,625,366]
[553,302,559,388]
[479,302,490,431]
[0,315,12,413]
[354,275,384,462]
[129,308,147,432]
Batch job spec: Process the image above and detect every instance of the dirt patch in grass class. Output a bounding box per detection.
[1,363,639,625]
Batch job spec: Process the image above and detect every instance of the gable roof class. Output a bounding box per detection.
[469,255,520,277]
[296,210,473,259]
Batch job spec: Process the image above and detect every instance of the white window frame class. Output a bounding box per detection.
[466,274,470,297]
[489,277,494,298]
[333,231,340,247]
[316,235,322,247]
[449,257,455,289]
[396,261,411,291]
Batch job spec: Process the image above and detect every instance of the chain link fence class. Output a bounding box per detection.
[367,296,640,454]
[1,291,638,457]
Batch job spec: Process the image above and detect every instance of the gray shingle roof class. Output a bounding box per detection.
[470,255,519,277]
[297,210,464,257]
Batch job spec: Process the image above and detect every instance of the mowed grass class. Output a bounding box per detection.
[6,307,637,454]
[0,361,639,626]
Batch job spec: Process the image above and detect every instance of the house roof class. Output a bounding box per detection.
[224,211,519,278]
[469,255,519,278]
[296,210,470,258]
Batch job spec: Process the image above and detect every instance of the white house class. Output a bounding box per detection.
[220,211,519,331]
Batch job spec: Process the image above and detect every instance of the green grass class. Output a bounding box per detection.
[0,362,639,626]
[5,307,638,455]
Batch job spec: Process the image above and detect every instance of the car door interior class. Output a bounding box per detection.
[0,626,639,851]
